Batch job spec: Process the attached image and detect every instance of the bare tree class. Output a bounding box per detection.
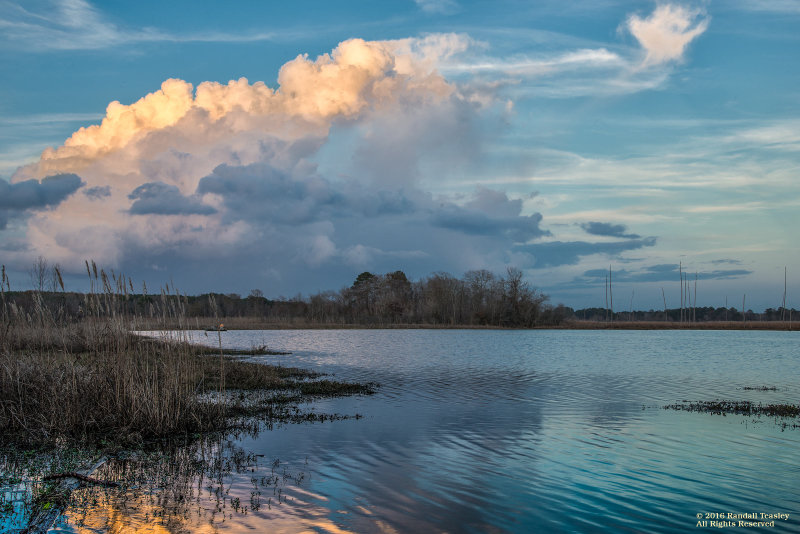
[29,256,49,292]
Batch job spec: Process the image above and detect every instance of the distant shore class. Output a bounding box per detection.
[141,317,797,331]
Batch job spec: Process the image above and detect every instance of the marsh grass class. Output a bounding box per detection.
[0,263,375,447]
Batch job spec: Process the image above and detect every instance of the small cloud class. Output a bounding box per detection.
[626,4,709,66]
[414,0,458,14]
[433,187,547,242]
[128,182,216,216]
[580,221,640,239]
[705,269,752,280]
[711,258,742,265]
[83,185,111,200]
[433,208,546,243]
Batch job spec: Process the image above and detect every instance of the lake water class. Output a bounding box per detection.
[47,330,800,532]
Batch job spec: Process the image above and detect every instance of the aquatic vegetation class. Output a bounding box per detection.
[664,400,800,418]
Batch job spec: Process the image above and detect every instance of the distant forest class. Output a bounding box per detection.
[572,306,796,324]
[3,260,796,328]
[5,265,566,327]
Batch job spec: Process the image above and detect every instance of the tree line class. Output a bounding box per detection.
[2,260,567,327]
[573,306,797,323]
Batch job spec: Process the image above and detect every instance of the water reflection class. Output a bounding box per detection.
[18,330,800,533]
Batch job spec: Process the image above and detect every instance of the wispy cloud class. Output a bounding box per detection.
[732,0,800,14]
[717,119,800,152]
[442,48,625,75]
[579,264,752,284]
[515,237,657,269]
[414,0,459,15]
[433,4,708,97]
[0,0,281,51]
[0,112,103,125]
[581,221,640,239]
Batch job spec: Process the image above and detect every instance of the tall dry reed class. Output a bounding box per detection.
[0,264,224,444]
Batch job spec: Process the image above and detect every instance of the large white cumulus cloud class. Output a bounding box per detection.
[6,35,547,293]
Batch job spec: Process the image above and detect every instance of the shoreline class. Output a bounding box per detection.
[138,318,797,332]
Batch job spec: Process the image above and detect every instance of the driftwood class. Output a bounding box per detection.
[22,456,111,534]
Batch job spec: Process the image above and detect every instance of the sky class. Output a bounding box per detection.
[0,0,798,311]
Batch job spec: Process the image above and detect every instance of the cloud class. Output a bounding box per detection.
[14,36,469,182]
[0,174,83,209]
[83,185,111,200]
[128,182,216,216]
[0,0,162,50]
[429,4,707,98]
[626,4,709,66]
[414,0,459,14]
[3,36,554,293]
[433,188,546,242]
[0,174,84,230]
[580,264,753,284]
[580,221,640,239]
[0,173,83,230]
[0,0,285,51]
[732,1,800,14]
[442,48,625,76]
[515,237,657,268]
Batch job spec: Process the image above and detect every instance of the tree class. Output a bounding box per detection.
[28,256,49,292]
[352,272,375,288]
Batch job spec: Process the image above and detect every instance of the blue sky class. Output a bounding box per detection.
[0,0,798,311]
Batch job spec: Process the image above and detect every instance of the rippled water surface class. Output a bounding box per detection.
[62,330,800,532]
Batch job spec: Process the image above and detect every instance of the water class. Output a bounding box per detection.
[25,330,800,532]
